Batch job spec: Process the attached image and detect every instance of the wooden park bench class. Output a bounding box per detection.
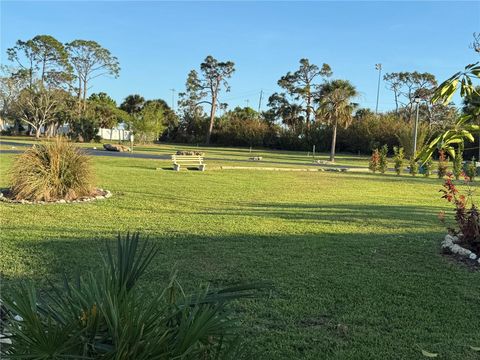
[171,154,206,171]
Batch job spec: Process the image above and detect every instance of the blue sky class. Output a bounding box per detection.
[1,1,479,112]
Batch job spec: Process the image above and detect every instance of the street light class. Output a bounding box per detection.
[375,63,382,114]
[413,96,421,156]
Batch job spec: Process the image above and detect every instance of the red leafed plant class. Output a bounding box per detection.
[439,173,480,253]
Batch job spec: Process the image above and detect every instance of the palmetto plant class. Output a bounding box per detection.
[0,233,261,359]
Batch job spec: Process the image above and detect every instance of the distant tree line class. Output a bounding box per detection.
[1,34,478,161]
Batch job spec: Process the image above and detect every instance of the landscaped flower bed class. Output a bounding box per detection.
[0,188,112,204]
[439,173,480,267]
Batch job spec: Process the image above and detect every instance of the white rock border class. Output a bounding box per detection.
[441,234,480,265]
[0,188,112,205]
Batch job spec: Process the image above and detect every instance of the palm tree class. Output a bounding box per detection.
[317,80,358,162]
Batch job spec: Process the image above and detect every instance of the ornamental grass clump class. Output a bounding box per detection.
[10,138,94,201]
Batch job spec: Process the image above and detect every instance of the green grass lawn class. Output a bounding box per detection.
[1,148,479,359]
[0,135,371,168]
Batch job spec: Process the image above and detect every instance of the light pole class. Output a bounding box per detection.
[170,88,175,112]
[413,96,421,156]
[375,63,382,114]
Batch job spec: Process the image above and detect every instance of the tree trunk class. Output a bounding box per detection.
[82,80,88,112]
[206,98,217,144]
[35,127,41,139]
[330,120,337,162]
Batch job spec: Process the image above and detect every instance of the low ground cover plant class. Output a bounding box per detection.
[9,137,94,201]
[0,233,260,359]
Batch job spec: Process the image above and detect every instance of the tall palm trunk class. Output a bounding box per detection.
[330,118,338,162]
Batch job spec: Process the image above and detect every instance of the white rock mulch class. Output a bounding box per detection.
[0,188,112,205]
[441,234,480,265]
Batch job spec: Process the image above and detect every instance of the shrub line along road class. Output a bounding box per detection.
[0,141,363,170]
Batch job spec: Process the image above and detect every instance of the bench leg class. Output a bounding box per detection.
[173,164,180,171]
[199,164,206,171]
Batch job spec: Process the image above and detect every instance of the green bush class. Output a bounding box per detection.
[369,149,380,173]
[437,150,449,178]
[452,145,464,180]
[379,145,388,174]
[466,157,477,181]
[423,159,433,177]
[10,138,94,201]
[1,233,261,359]
[393,146,405,175]
[409,157,418,176]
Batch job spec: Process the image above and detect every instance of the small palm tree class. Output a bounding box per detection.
[317,80,358,162]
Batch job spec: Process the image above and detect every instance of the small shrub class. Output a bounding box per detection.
[379,145,388,174]
[452,145,464,180]
[466,157,477,181]
[409,157,418,176]
[423,159,433,178]
[0,233,261,358]
[437,150,448,178]
[440,176,480,253]
[393,146,405,176]
[10,138,94,201]
[369,148,380,173]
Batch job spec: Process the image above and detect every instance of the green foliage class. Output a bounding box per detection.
[379,144,388,174]
[437,150,449,178]
[409,157,418,176]
[69,116,100,143]
[423,158,433,178]
[369,148,380,173]
[9,138,94,201]
[452,144,464,180]
[179,56,235,144]
[396,122,429,158]
[1,232,260,359]
[466,157,477,181]
[6,34,72,86]
[393,146,405,175]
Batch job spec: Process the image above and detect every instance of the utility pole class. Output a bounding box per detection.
[257,90,263,113]
[170,88,176,112]
[413,97,420,156]
[375,64,382,114]
[245,99,250,108]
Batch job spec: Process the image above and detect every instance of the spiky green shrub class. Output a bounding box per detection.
[10,138,94,201]
[393,146,405,176]
[379,145,388,174]
[0,233,261,359]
